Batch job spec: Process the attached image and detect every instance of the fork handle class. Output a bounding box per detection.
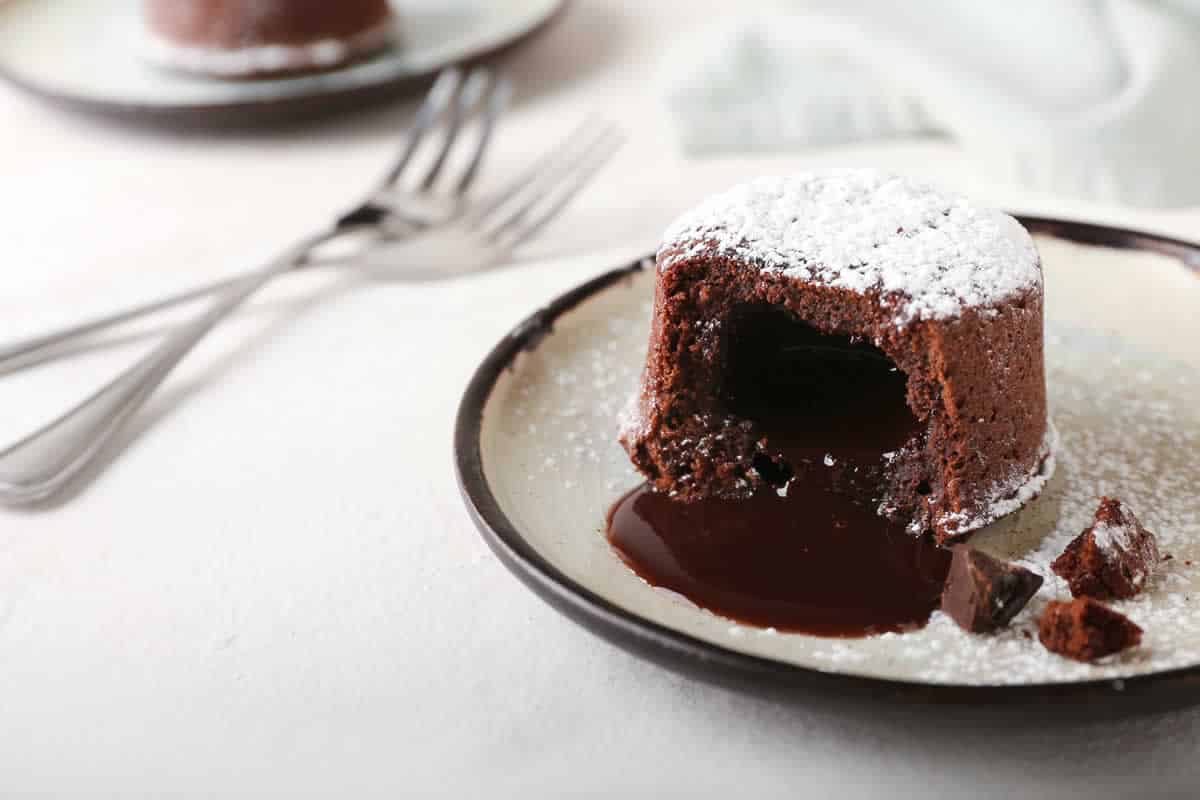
[0,274,247,375]
[0,212,404,375]
[0,236,323,505]
[0,256,312,376]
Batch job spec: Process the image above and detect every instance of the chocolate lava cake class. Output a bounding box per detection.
[620,170,1055,543]
[142,0,395,78]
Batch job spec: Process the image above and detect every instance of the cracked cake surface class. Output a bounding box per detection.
[660,169,1042,325]
[621,169,1053,543]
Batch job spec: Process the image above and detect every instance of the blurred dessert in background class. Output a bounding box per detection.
[141,0,396,79]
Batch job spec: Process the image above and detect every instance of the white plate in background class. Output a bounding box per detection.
[0,0,562,124]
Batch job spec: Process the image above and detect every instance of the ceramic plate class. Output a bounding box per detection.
[456,218,1200,704]
[0,0,562,125]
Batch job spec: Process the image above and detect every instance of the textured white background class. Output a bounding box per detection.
[2,2,1200,797]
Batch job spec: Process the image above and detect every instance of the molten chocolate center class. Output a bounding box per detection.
[607,308,949,637]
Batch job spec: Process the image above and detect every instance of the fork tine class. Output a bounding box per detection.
[452,75,512,196]
[417,67,492,191]
[481,122,620,240]
[465,115,602,223]
[377,68,463,190]
[494,129,623,248]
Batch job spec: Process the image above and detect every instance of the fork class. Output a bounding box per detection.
[0,66,498,377]
[0,89,620,506]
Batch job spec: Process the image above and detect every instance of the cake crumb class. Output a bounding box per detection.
[1038,597,1143,662]
[1052,497,1160,600]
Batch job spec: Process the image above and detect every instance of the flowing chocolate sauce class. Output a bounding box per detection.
[607,310,951,637]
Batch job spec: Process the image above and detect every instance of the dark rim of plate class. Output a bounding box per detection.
[453,216,1200,707]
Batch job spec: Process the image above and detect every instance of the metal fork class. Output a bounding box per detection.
[0,110,622,506]
[0,66,501,376]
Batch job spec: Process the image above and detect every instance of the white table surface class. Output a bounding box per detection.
[3,2,1200,797]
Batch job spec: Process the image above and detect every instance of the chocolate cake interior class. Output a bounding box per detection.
[608,303,952,636]
[720,305,922,501]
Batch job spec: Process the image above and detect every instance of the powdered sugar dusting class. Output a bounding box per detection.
[660,170,1041,324]
[1092,521,1135,553]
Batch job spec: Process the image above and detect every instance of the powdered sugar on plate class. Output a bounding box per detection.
[861,324,1200,684]
[660,169,1041,325]
[483,242,1199,688]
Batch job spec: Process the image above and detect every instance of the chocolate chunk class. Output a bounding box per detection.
[1051,497,1160,600]
[940,546,1043,633]
[1038,597,1143,661]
